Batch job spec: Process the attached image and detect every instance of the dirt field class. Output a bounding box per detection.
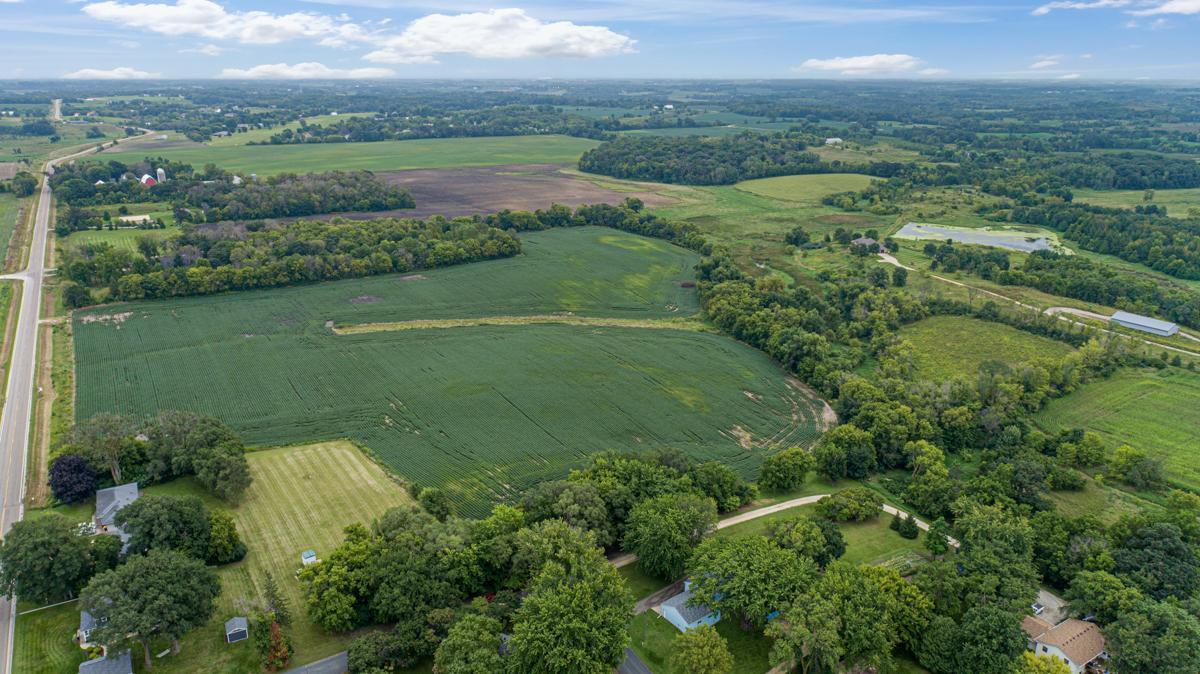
[375,164,676,218]
[0,163,20,180]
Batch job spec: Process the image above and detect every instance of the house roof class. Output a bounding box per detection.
[79,651,133,674]
[95,483,138,526]
[661,589,715,625]
[225,616,248,634]
[1039,619,1106,666]
[1109,310,1177,332]
[79,610,96,633]
[1021,614,1053,640]
[851,237,877,246]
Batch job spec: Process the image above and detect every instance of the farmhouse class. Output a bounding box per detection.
[1021,616,1107,674]
[1108,310,1178,337]
[78,651,132,674]
[659,580,720,632]
[94,483,139,550]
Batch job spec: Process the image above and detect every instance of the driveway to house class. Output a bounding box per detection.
[284,651,347,674]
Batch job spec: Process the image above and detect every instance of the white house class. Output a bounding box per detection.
[1021,616,1107,674]
[659,580,720,632]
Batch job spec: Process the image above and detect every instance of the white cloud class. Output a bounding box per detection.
[181,43,225,56]
[794,53,928,76]
[1030,58,1061,69]
[1130,0,1200,14]
[1032,0,1132,16]
[362,8,635,64]
[81,0,350,44]
[919,68,950,76]
[63,66,160,79]
[111,39,141,48]
[217,62,394,79]
[1080,53,1094,58]
[1058,73,1082,79]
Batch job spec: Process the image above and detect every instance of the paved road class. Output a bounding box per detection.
[0,138,140,674]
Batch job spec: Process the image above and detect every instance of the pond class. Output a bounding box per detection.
[895,222,1069,253]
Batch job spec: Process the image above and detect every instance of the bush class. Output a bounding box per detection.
[419,488,454,521]
[815,487,882,522]
[899,513,921,539]
[48,454,97,504]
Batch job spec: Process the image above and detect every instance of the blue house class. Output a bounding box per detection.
[659,580,720,632]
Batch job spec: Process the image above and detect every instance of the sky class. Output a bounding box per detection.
[0,0,1198,80]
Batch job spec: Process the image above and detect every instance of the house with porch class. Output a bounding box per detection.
[1022,615,1107,674]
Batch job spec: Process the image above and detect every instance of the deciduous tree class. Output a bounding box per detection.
[670,624,733,674]
[624,493,717,580]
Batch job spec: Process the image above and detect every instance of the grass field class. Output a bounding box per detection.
[0,193,25,262]
[1036,368,1200,491]
[735,173,878,205]
[1072,187,1200,218]
[897,315,1075,381]
[90,135,600,175]
[74,228,826,516]
[59,226,179,254]
[629,612,770,674]
[12,601,86,674]
[207,113,376,146]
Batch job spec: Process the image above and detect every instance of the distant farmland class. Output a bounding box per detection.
[74,228,827,516]
[90,134,600,175]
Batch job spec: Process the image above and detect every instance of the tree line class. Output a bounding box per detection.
[577,132,906,186]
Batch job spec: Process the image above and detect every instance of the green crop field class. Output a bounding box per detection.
[89,135,600,175]
[74,228,827,516]
[736,173,879,205]
[897,315,1075,381]
[1036,368,1200,491]
[1072,187,1200,217]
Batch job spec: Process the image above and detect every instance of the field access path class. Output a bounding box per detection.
[0,133,152,674]
[877,252,1200,357]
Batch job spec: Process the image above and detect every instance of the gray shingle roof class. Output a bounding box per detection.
[78,651,132,674]
[225,616,249,635]
[661,589,715,625]
[94,483,139,526]
[79,610,96,633]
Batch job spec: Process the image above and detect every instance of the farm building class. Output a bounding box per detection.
[225,616,249,644]
[659,580,720,632]
[78,651,132,674]
[1108,310,1178,336]
[825,137,844,145]
[301,549,319,566]
[138,174,157,186]
[1021,616,1107,674]
[94,483,139,550]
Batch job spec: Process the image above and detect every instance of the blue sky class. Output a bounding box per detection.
[0,0,1198,80]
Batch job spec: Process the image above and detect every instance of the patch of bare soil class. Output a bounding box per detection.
[349,295,383,304]
[315,164,677,220]
[0,163,19,180]
[728,425,754,450]
[79,311,132,327]
[397,274,427,281]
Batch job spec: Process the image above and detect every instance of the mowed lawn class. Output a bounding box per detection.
[1072,187,1200,218]
[74,228,827,517]
[897,315,1075,381]
[1037,368,1200,491]
[60,226,179,254]
[12,442,414,674]
[90,135,600,175]
[735,173,878,205]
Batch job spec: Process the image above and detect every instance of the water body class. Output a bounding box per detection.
[895,222,1065,253]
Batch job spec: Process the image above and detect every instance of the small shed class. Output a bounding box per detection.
[301,550,319,566]
[78,650,133,674]
[659,580,720,633]
[1109,310,1179,337]
[225,616,249,644]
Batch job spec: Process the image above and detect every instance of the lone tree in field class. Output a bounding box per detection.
[81,549,220,670]
[671,624,733,674]
[0,514,93,604]
[48,454,97,504]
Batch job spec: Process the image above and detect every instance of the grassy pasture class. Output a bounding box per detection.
[897,315,1075,381]
[74,228,824,516]
[207,113,375,146]
[60,226,179,254]
[90,135,600,175]
[1036,368,1200,491]
[736,173,878,205]
[1072,187,1200,217]
[0,193,26,261]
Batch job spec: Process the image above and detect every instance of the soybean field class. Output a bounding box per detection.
[74,227,827,515]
